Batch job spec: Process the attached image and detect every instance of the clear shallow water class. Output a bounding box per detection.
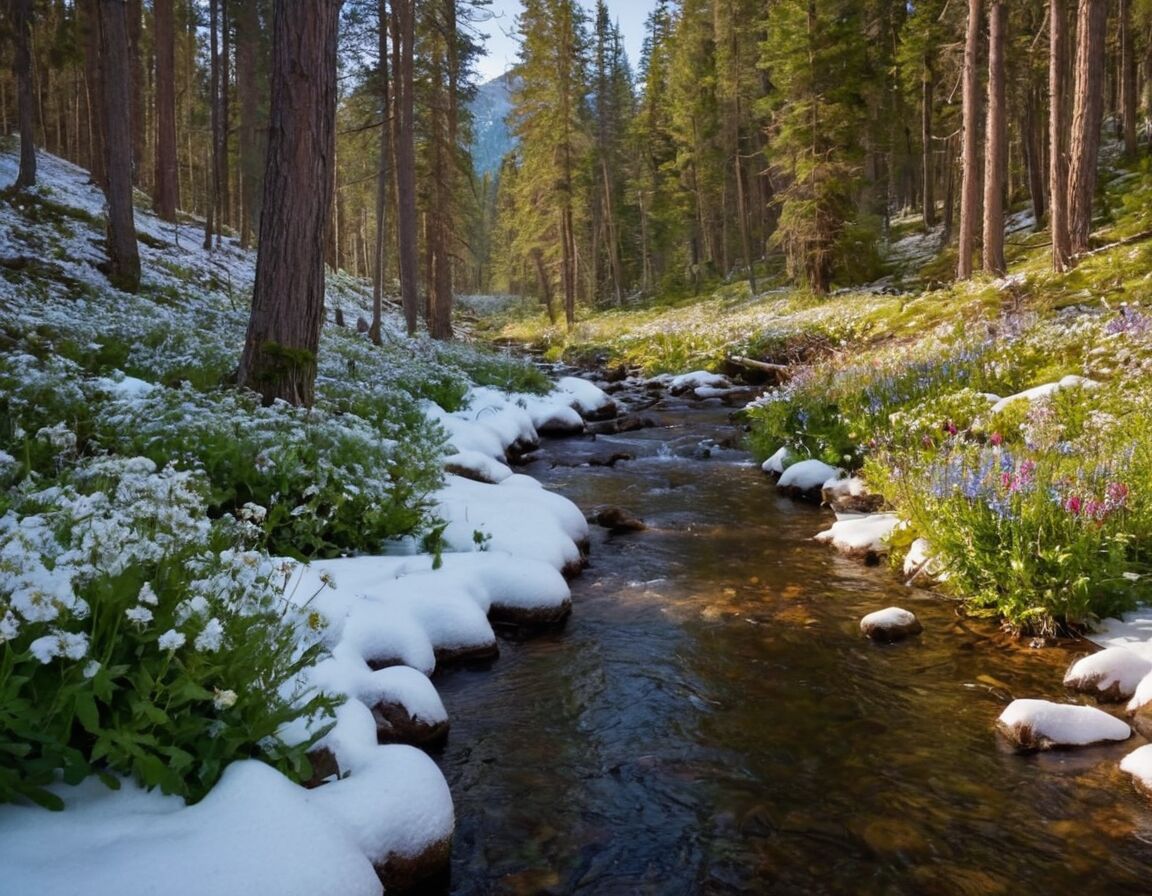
[428,403,1152,895]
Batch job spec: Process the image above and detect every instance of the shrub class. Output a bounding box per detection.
[0,455,333,809]
[96,387,445,559]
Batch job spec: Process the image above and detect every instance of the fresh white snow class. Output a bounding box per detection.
[997,699,1131,748]
[776,459,840,492]
[1062,647,1152,702]
[814,512,901,555]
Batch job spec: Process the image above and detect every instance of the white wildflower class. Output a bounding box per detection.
[157,628,186,651]
[0,611,20,643]
[195,617,224,652]
[212,688,238,710]
[28,634,60,664]
[83,660,102,679]
[60,631,88,660]
[137,582,159,606]
[239,502,267,524]
[125,605,153,626]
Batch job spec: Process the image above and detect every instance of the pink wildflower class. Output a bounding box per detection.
[1064,495,1083,516]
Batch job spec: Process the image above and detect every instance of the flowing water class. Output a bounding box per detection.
[429,398,1152,895]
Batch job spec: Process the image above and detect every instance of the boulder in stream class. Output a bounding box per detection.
[996,699,1131,751]
[590,506,647,534]
[776,459,840,501]
[821,476,885,514]
[860,607,922,642]
[815,513,901,563]
[1121,744,1152,797]
[1063,647,1152,703]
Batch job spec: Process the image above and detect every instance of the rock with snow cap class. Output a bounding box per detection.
[821,476,884,515]
[860,607,922,642]
[776,459,840,501]
[1063,647,1152,703]
[996,699,1131,751]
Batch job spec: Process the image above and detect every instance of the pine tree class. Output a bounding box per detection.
[1067,0,1107,255]
[957,0,982,279]
[982,0,1006,275]
[761,0,872,294]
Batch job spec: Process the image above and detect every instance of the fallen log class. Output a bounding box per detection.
[728,355,791,374]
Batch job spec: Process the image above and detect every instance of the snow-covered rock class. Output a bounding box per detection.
[902,537,947,583]
[669,370,731,394]
[443,449,514,484]
[776,459,840,500]
[1127,671,1152,714]
[815,513,901,561]
[1063,648,1152,703]
[761,446,791,476]
[860,607,922,642]
[821,476,884,514]
[554,376,617,420]
[1121,744,1152,796]
[989,375,1099,415]
[996,699,1131,751]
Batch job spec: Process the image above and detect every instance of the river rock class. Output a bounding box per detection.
[556,376,618,421]
[815,513,901,563]
[776,459,840,501]
[1121,745,1152,797]
[533,405,586,436]
[1127,670,1152,714]
[669,370,732,395]
[1064,647,1152,703]
[821,476,885,514]
[860,607,922,642]
[996,699,1131,751]
[371,699,450,747]
[761,446,791,477]
[590,506,647,534]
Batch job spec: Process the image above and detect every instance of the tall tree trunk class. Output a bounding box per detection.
[204,0,219,249]
[1120,0,1138,157]
[238,0,342,407]
[80,0,107,186]
[10,0,37,189]
[426,1,453,341]
[1050,0,1071,271]
[152,0,178,219]
[957,0,983,279]
[982,0,1006,275]
[235,0,266,248]
[98,0,141,292]
[1022,87,1047,227]
[128,0,143,181]
[734,151,755,293]
[370,0,392,346]
[392,0,419,336]
[1068,0,1107,255]
[921,54,936,229]
[219,0,231,234]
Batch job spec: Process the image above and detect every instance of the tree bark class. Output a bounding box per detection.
[204,0,219,249]
[98,0,141,292]
[1067,0,1107,255]
[152,0,178,219]
[235,0,267,248]
[10,0,36,189]
[957,0,983,280]
[237,0,343,407]
[370,0,392,346]
[80,0,107,186]
[1050,0,1071,271]
[921,53,935,229]
[982,0,1006,275]
[392,0,420,336]
[1119,0,1138,157]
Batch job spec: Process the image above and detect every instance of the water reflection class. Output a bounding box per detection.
[430,406,1152,895]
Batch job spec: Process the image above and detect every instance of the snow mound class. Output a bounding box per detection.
[0,761,382,896]
[902,537,948,583]
[1063,647,1152,703]
[777,459,840,492]
[761,446,790,475]
[670,370,731,392]
[554,376,615,417]
[996,699,1131,750]
[1121,744,1152,795]
[814,512,901,557]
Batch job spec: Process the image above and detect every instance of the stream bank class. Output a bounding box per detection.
[426,373,1152,896]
